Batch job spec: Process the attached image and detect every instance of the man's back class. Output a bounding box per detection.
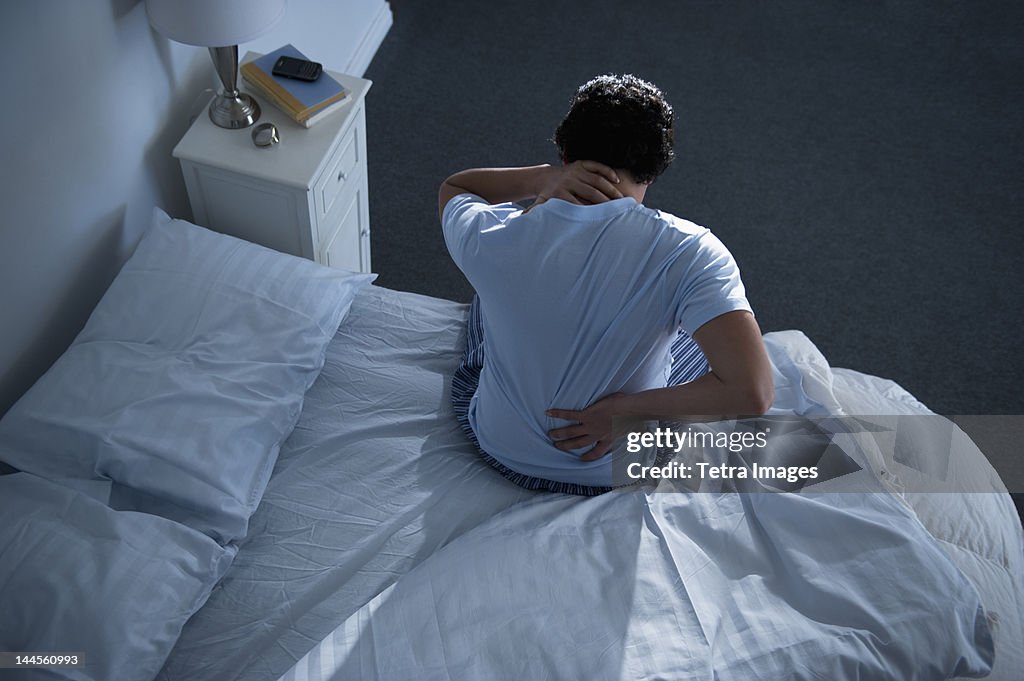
[443,193,750,487]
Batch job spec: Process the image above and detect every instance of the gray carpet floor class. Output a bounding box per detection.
[363,0,1023,418]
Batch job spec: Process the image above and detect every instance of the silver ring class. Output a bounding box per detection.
[251,122,280,148]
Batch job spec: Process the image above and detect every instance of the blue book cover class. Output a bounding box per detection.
[250,45,346,112]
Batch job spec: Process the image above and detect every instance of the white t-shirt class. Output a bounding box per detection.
[443,193,752,486]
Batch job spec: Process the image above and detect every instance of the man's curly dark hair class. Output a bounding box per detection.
[553,74,675,185]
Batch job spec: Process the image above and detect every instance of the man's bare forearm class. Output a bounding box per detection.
[618,370,773,420]
[547,370,772,460]
[438,162,623,219]
[438,165,555,218]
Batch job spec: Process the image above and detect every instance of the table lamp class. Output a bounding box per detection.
[146,0,286,129]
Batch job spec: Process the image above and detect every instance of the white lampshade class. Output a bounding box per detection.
[146,0,287,129]
[146,0,286,47]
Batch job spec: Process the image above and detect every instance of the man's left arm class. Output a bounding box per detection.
[438,161,623,220]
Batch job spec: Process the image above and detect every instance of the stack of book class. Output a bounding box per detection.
[241,45,350,128]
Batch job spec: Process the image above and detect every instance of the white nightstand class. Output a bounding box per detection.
[173,62,372,273]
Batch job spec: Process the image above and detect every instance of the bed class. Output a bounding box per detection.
[1,211,1021,681]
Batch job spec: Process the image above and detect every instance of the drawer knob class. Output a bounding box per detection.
[337,169,348,182]
[360,229,369,238]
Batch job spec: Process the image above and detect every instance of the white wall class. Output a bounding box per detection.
[0,0,391,417]
[250,0,393,76]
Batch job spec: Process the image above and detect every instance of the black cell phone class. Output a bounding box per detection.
[272,56,322,82]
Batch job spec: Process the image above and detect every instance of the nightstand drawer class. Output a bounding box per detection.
[319,183,370,273]
[314,106,363,219]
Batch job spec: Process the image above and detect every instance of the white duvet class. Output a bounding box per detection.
[281,488,991,681]
[158,286,1023,681]
[276,330,1006,681]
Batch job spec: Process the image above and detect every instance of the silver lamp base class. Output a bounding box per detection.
[209,91,261,129]
[207,45,261,129]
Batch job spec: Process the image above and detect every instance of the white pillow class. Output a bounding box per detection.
[0,472,236,681]
[0,209,375,543]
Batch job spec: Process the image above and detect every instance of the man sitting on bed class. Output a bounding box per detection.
[439,74,774,495]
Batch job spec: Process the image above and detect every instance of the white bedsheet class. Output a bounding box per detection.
[159,285,1023,681]
[158,286,539,681]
